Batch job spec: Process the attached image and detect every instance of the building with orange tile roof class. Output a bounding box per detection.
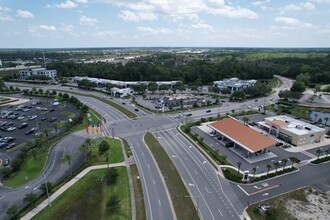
[208,118,277,153]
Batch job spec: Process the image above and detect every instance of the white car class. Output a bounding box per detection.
[29,115,37,120]
[174,115,181,118]
[7,127,16,132]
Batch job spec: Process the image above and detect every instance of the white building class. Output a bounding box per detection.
[214,78,256,92]
[110,87,133,98]
[19,68,57,80]
[259,115,326,146]
[73,76,180,89]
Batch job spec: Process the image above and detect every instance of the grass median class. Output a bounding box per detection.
[130,164,146,220]
[54,89,137,119]
[32,167,131,220]
[144,132,198,220]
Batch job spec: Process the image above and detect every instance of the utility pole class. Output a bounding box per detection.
[42,173,51,207]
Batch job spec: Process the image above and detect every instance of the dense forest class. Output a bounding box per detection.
[1,48,330,85]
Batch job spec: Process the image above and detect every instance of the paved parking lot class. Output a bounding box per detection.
[0,95,80,167]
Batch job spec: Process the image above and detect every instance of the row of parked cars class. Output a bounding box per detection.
[0,136,16,150]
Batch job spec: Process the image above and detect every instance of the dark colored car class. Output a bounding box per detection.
[3,158,10,166]
[185,113,192,116]
[134,108,139,112]
[0,142,8,148]
[50,109,55,112]
[206,110,211,113]
[49,117,57,122]
[25,128,36,135]
[41,117,48,121]
[6,142,17,150]
[225,142,234,148]
[4,137,15,143]
[18,123,28,129]
[122,102,126,105]
[275,142,284,147]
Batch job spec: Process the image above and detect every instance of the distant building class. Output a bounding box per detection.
[214,78,256,92]
[73,76,180,89]
[0,59,2,67]
[19,68,57,80]
[110,87,133,98]
[259,115,326,146]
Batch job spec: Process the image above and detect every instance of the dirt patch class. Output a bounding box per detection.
[285,188,330,220]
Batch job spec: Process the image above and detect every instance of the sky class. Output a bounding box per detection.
[0,0,330,48]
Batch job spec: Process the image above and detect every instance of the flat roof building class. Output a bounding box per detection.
[19,68,57,80]
[214,78,256,92]
[260,115,326,146]
[209,118,277,153]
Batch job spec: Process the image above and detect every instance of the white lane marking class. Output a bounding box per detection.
[0,195,6,200]
[153,179,156,185]
[262,193,269,196]
[33,185,40,190]
[158,199,161,206]
[218,209,223,217]
[188,183,195,187]
[194,170,198,175]
[172,155,177,158]
[237,185,249,196]
[25,186,30,189]
[254,186,261,189]
[147,164,150,168]
[205,187,211,193]
[189,146,192,148]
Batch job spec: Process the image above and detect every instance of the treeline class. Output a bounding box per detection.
[48,60,276,85]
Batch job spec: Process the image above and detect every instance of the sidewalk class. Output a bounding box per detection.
[21,162,126,220]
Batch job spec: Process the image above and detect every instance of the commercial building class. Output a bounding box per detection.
[19,68,57,80]
[213,78,256,92]
[259,115,326,146]
[208,118,276,157]
[110,87,133,98]
[73,76,180,89]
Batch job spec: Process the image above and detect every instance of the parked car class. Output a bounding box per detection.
[49,109,55,112]
[41,117,48,121]
[275,142,284,147]
[122,102,126,105]
[206,110,212,113]
[29,115,37,120]
[225,142,234,148]
[6,142,17,150]
[6,127,16,132]
[174,115,181,118]
[134,108,139,112]
[18,123,28,129]
[4,137,15,143]
[184,113,192,116]
[3,158,10,166]
[0,142,8,148]
[49,117,57,122]
[25,128,36,135]
[6,122,13,126]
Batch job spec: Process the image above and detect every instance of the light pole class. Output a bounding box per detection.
[42,173,51,207]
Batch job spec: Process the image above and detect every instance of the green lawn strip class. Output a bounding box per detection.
[130,164,146,220]
[57,120,67,127]
[3,152,47,188]
[122,138,133,157]
[60,111,76,118]
[246,187,311,220]
[89,137,124,165]
[32,167,131,220]
[144,132,198,220]
[54,89,137,119]
[73,110,99,132]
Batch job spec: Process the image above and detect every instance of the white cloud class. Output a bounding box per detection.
[137,26,171,34]
[59,23,74,32]
[191,22,213,30]
[281,2,315,14]
[0,6,12,12]
[39,25,57,31]
[94,30,117,37]
[274,16,316,28]
[80,15,98,25]
[76,0,88,3]
[16,9,35,18]
[47,0,77,9]
[252,0,271,6]
[119,10,156,22]
[0,15,14,21]
[209,6,259,19]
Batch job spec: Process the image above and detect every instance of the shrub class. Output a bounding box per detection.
[200,118,207,123]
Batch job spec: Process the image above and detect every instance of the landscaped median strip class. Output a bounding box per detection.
[21,162,126,220]
[54,89,137,119]
[144,132,198,220]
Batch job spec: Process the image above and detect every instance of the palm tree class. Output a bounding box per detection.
[273,161,280,174]
[29,148,38,161]
[289,156,298,168]
[52,122,59,137]
[252,167,257,181]
[63,154,73,176]
[325,148,330,157]
[316,149,323,159]
[282,159,288,171]
[266,164,271,176]
[324,117,329,126]
[242,117,249,125]
[237,162,242,175]
[43,128,50,143]
[79,143,89,165]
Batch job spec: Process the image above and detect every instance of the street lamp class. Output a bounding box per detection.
[42,173,51,207]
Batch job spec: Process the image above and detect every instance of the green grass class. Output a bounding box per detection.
[89,137,124,165]
[57,120,67,127]
[144,132,198,220]
[122,138,132,157]
[247,187,311,220]
[130,165,146,220]
[73,110,99,132]
[32,167,131,220]
[54,89,137,119]
[60,111,76,118]
[3,152,47,188]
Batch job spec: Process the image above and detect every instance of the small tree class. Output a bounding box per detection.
[39,182,52,195]
[6,205,19,220]
[324,117,329,126]
[316,149,323,159]
[99,140,110,168]
[105,168,119,185]
[289,156,298,168]
[266,164,271,175]
[273,162,280,174]
[325,148,330,157]
[63,154,73,176]
[43,128,50,143]
[237,161,242,175]
[23,192,37,205]
[252,167,257,180]
[107,195,120,212]
[52,122,59,137]
[282,159,288,170]
[242,117,249,125]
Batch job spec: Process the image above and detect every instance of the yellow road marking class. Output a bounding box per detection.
[249,184,280,196]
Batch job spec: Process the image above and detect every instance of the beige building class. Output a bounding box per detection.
[259,115,326,146]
